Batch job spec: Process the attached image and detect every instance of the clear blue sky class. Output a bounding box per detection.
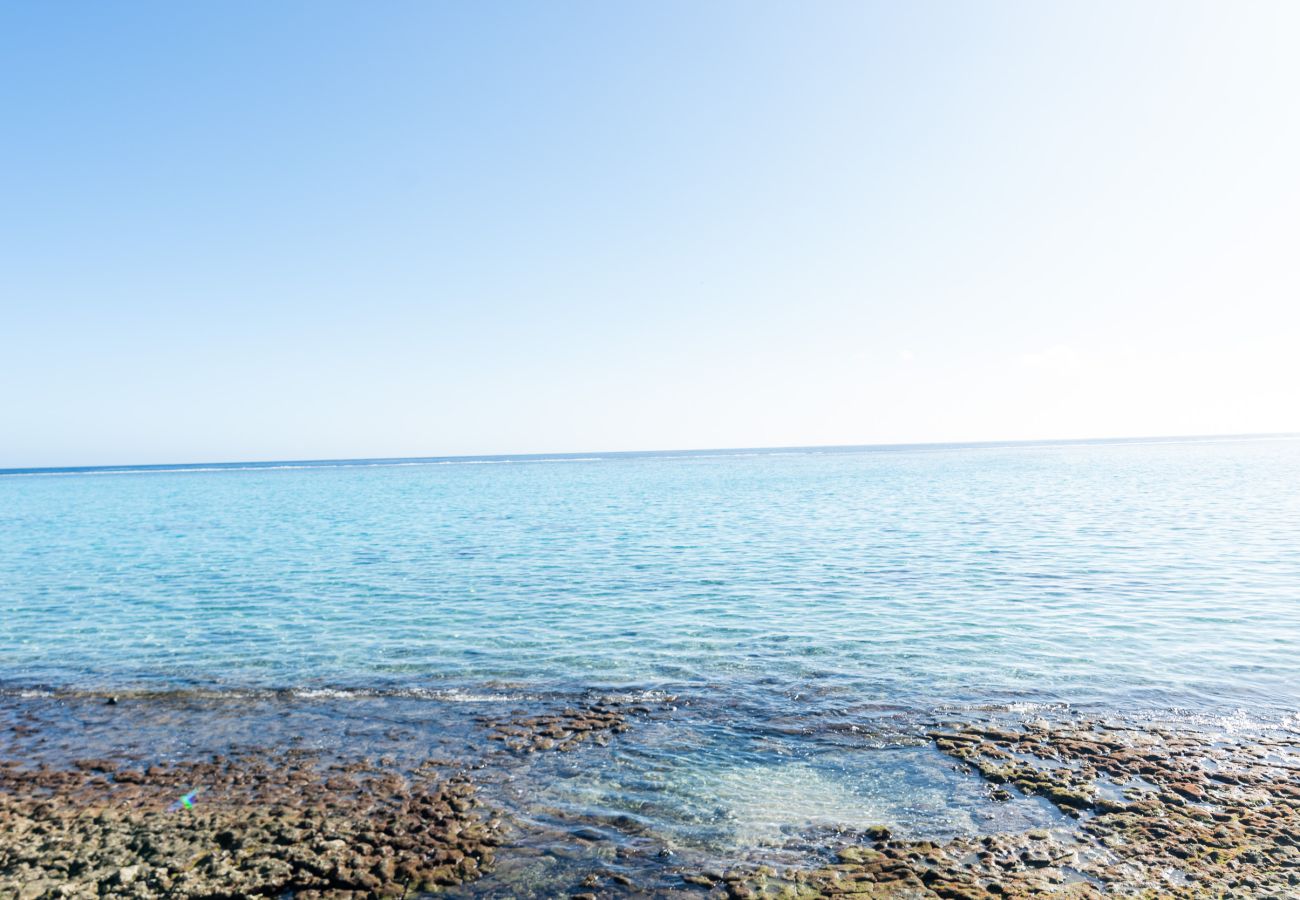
[3,1,1297,467]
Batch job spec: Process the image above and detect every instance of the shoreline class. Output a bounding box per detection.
[3,694,1299,897]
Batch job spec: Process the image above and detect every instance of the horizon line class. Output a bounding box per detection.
[3,431,1297,477]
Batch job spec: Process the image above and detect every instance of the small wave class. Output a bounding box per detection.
[0,684,533,704]
[596,688,680,704]
[287,687,528,703]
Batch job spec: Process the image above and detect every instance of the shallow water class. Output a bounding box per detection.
[2,436,1299,885]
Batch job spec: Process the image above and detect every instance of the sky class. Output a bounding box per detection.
[2,1,1298,467]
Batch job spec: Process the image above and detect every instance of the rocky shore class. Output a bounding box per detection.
[3,701,1300,898]
[0,750,502,898]
[686,719,1300,899]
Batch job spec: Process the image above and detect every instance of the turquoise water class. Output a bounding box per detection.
[4,436,1299,712]
[3,436,1299,881]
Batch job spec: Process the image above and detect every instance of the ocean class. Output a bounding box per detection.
[3,435,1299,894]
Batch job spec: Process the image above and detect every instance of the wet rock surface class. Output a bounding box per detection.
[0,751,502,898]
[5,699,1300,898]
[0,694,671,898]
[480,703,638,754]
[682,719,1300,898]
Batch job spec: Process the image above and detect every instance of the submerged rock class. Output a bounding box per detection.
[678,718,1300,898]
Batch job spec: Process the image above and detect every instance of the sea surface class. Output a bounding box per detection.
[3,435,1299,889]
